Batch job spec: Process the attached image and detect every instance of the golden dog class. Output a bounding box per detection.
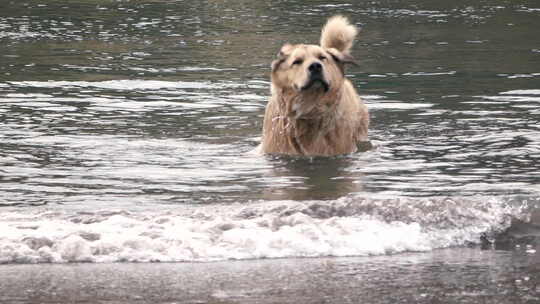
[260,16,369,156]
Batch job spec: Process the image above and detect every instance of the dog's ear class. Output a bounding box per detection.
[277,43,295,58]
[327,48,358,66]
[271,44,295,71]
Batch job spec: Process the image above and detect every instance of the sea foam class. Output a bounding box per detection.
[0,197,526,264]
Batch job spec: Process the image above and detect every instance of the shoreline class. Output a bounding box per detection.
[1,247,538,304]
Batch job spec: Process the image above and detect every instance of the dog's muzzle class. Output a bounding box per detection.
[301,62,330,92]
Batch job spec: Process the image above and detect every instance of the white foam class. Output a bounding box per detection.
[367,101,433,110]
[9,80,216,91]
[402,71,456,76]
[360,95,386,100]
[477,95,540,102]
[500,89,540,95]
[0,197,526,264]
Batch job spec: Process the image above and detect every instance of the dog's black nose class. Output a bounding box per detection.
[308,62,322,73]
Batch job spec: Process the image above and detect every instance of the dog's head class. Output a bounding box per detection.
[271,44,355,95]
[271,16,358,100]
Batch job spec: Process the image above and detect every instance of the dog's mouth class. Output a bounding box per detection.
[300,77,330,92]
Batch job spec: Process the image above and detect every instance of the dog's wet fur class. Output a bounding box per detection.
[260,16,369,156]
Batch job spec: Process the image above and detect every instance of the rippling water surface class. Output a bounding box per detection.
[2,0,539,207]
[2,0,540,302]
[1,0,540,298]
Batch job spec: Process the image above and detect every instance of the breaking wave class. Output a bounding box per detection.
[0,196,528,264]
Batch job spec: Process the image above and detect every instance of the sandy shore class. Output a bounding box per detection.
[1,247,539,304]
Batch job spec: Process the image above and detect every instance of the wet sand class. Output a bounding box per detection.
[1,247,539,304]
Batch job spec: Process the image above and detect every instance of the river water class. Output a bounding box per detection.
[1,0,539,303]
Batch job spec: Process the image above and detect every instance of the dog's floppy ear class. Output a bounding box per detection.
[271,44,295,71]
[327,48,358,66]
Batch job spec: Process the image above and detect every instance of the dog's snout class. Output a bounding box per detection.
[308,62,322,73]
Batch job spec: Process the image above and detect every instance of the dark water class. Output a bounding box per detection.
[1,0,540,303]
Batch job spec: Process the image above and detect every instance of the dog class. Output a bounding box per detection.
[259,16,369,156]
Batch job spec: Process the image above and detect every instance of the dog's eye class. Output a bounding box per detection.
[292,59,303,65]
[319,55,327,61]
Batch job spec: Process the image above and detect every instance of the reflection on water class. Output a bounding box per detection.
[261,156,364,201]
[2,248,539,303]
[1,0,540,208]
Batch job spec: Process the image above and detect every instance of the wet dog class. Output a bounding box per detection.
[260,16,369,156]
